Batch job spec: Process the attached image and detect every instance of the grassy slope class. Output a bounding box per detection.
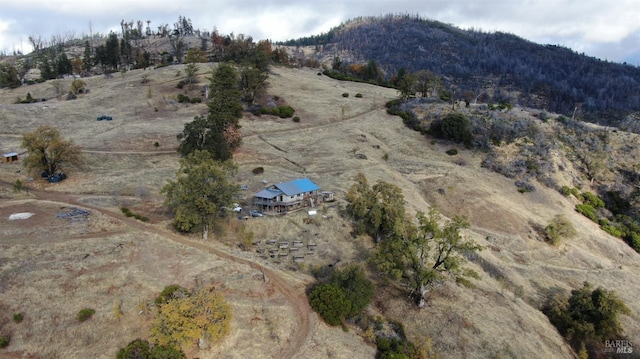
[0,65,638,358]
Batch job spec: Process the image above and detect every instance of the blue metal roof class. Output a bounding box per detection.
[254,178,319,198]
[276,178,320,196]
[3,152,18,157]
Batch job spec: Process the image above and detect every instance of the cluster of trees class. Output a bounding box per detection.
[388,97,558,190]
[166,51,269,239]
[542,282,630,358]
[0,14,288,88]
[322,58,387,86]
[177,62,243,161]
[307,264,439,358]
[90,32,152,73]
[346,173,482,307]
[286,14,640,125]
[563,187,640,252]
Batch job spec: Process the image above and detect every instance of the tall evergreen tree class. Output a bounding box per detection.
[120,36,133,69]
[177,63,243,161]
[56,52,72,77]
[104,32,120,71]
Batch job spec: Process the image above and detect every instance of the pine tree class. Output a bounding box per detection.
[177,63,243,160]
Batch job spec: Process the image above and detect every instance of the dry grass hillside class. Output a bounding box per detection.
[0,64,639,358]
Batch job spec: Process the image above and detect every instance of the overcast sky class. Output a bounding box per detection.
[1,0,639,65]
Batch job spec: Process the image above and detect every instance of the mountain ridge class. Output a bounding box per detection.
[283,14,640,126]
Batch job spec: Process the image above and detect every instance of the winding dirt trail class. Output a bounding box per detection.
[1,181,314,359]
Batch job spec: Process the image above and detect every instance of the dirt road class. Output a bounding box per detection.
[0,180,315,358]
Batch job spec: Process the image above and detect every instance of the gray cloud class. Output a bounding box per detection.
[0,0,638,64]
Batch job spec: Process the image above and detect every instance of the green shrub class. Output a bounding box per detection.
[575,204,598,222]
[355,93,363,98]
[12,312,24,323]
[13,179,24,193]
[308,283,351,326]
[601,224,623,238]
[133,213,149,222]
[277,105,295,118]
[430,113,472,146]
[525,159,539,172]
[445,148,458,156]
[16,92,38,104]
[342,92,349,98]
[385,99,420,130]
[569,187,583,201]
[190,97,202,104]
[376,336,414,359]
[122,207,148,222]
[515,180,535,193]
[149,345,186,358]
[77,308,95,322]
[292,116,300,122]
[308,266,374,326]
[330,266,374,319]
[155,285,191,305]
[117,338,186,359]
[121,207,133,217]
[544,214,576,245]
[0,335,9,348]
[581,192,605,208]
[117,339,150,358]
[177,94,190,103]
[626,232,640,252]
[259,106,272,115]
[176,80,185,89]
[154,141,160,147]
[382,153,389,161]
[560,186,572,197]
[259,105,296,118]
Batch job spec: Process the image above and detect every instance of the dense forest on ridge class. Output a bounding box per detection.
[284,14,640,127]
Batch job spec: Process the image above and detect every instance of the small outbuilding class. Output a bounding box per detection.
[2,152,18,163]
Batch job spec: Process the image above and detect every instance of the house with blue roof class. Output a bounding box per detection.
[253,178,321,213]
